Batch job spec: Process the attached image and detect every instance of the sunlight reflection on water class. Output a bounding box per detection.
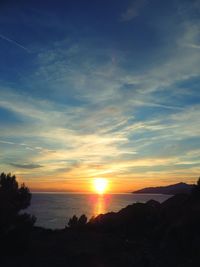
[93,195,106,216]
[27,193,171,229]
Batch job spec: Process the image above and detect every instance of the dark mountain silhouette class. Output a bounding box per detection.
[1,172,200,267]
[133,182,194,195]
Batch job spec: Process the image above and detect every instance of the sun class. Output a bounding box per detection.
[93,178,108,194]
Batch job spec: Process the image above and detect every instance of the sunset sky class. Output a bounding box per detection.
[0,0,200,192]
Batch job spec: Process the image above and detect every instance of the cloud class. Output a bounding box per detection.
[0,33,30,53]
[0,3,200,189]
[0,140,15,145]
[0,29,199,178]
[10,163,43,169]
[121,0,147,21]
[184,43,200,49]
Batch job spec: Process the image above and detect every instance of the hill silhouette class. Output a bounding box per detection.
[1,172,200,267]
[133,181,194,195]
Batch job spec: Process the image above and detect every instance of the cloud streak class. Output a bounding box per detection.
[10,163,43,169]
[121,0,147,21]
[0,0,199,191]
[0,33,30,52]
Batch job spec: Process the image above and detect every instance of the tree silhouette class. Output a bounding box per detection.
[67,214,87,229]
[191,177,200,199]
[68,215,78,228]
[0,172,35,249]
[78,214,87,226]
[197,177,200,187]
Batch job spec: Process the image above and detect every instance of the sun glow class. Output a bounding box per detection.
[93,178,108,194]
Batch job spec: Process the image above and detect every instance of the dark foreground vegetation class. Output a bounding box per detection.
[0,172,200,267]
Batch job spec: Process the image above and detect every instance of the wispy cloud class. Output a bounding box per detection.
[184,43,200,49]
[0,1,200,191]
[10,163,43,169]
[0,33,30,52]
[121,0,147,21]
[0,140,15,145]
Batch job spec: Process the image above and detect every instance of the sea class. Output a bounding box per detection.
[27,193,171,229]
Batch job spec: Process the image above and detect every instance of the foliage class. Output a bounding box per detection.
[67,214,87,228]
[68,215,78,228]
[0,172,35,251]
[191,177,200,199]
[197,177,200,187]
[78,214,87,225]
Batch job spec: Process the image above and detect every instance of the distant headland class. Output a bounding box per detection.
[133,182,194,195]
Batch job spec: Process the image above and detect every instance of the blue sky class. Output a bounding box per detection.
[0,0,200,192]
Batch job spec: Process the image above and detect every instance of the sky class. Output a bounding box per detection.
[0,0,200,192]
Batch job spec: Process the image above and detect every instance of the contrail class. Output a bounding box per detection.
[0,33,30,52]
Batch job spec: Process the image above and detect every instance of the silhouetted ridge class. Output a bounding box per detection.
[1,174,200,267]
[133,182,194,195]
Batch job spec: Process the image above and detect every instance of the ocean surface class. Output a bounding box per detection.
[27,193,171,229]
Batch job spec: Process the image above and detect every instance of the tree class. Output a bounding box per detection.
[197,177,200,187]
[78,214,87,226]
[0,173,36,251]
[191,177,200,200]
[68,215,78,228]
[67,214,87,229]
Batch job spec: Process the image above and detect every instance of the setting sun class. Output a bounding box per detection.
[93,178,108,194]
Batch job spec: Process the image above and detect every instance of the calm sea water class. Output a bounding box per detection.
[27,193,171,229]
